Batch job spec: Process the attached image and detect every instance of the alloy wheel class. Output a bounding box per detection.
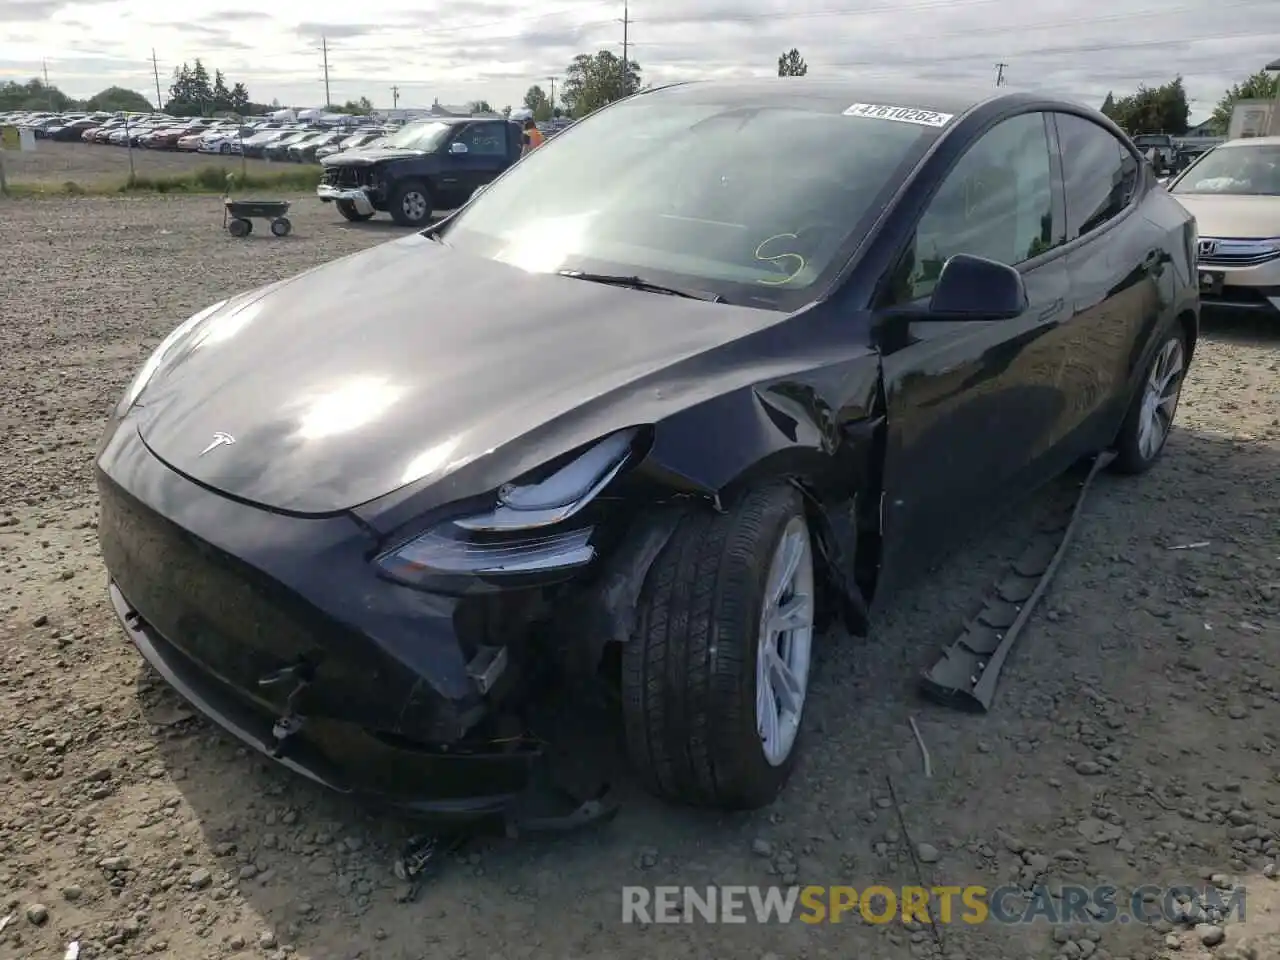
[1137,337,1186,462]
[756,516,815,767]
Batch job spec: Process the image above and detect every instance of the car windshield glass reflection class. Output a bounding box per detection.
[1172,144,1280,196]
[383,121,452,151]
[440,98,936,309]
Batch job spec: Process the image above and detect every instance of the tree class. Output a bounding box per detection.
[0,78,77,111]
[523,85,549,114]
[212,69,231,111]
[1103,77,1189,135]
[1210,68,1280,134]
[777,48,808,77]
[468,99,493,114]
[84,86,154,112]
[559,50,641,119]
[164,59,256,116]
[330,97,373,115]
[502,104,512,118]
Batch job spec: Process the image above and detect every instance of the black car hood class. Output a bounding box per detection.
[322,147,426,166]
[133,235,802,516]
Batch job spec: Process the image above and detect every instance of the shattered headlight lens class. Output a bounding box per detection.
[375,427,640,582]
[121,299,227,410]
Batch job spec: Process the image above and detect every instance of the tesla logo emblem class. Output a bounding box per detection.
[1197,239,1219,257]
[198,432,235,456]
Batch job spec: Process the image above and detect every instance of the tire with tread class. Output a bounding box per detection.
[1108,326,1188,476]
[622,484,812,810]
[388,179,433,227]
[336,200,374,223]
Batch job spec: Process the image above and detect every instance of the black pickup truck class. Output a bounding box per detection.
[317,117,524,226]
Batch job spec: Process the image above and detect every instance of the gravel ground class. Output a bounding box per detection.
[4,141,315,186]
[2,194,1279,960]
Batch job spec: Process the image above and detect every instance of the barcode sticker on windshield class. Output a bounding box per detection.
[843,103,953,127]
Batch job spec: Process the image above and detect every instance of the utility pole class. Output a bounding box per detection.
[995,62,1008,86]
[43,60,53,109]
[391,85,400,109]
[546,76,557,115]
[618,0,629,75]
[321,36,331,108]
[151,49,164,110]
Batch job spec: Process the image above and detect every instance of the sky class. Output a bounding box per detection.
[1,0,1278,122]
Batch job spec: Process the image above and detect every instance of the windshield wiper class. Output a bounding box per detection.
[556,270,726,303]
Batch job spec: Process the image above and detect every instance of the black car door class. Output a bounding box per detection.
[874,111,1074,585]
[452,121,514,197]
[1049,112,1160,458]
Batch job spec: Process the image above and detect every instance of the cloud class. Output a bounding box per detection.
[295,22,380,40]
[0,0,1275,118]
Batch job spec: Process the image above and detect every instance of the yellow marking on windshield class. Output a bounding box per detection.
[754,234,806,285]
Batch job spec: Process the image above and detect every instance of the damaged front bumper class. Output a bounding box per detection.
[95,426,620,828]
[316,184,375,216]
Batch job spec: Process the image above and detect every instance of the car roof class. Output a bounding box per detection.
[637,77,1012,118]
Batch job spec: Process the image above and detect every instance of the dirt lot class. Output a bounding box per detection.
[3,140,313,186]
[1,193,1279,960]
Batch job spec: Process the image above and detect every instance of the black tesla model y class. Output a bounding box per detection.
[97,79,1198,825]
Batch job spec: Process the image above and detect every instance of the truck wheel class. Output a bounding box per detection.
[336,200,374,223]
[389,179,433,227]
[622,484,817,810]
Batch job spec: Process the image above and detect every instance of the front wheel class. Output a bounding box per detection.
[622,485,817,810]
[1109,327,1188,475]
[388,179,433,227]
[336,200,373,223]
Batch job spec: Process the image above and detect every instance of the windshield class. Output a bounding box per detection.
[1171,143,1280,196]
[382,120,452,151]
[440,95,938,309]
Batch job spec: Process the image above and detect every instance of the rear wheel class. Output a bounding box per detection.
[389,179,433,227]
[622,485,816,809]
[336,200,374,223]
[1109,327,1187,475]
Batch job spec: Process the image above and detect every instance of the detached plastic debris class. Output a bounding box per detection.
[65,941,81,960]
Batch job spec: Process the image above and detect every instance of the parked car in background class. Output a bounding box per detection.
[318,117,524,225]
[238,129,292,158]
[108,81,1200,824]
[197,127,248,154]
[289,131,345,163]
[263,131,317,161]
[315,130,385,161]
[1165,136,1280,320]
[47,117,100,141]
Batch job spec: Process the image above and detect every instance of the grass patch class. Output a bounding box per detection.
[3,164,323,198]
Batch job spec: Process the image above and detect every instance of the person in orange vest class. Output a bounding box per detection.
[521,119,545,156]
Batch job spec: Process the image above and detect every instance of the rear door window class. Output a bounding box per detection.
[1054,113,1140,239]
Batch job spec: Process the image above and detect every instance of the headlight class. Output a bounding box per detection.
[122,299,227,410]
[374,427,640,583]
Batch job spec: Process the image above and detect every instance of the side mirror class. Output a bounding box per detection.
[920,254,1028,321]
[449,141,468,154]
